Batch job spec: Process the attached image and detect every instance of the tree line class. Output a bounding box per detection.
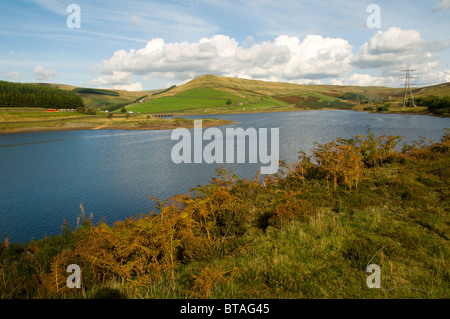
[72,88,119,96]
[415,95,450,115]
[104,95,148,112]
[151,85,176,96]
[0,81,84,109]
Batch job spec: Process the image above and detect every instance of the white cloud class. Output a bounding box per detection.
[331,74,396,87]
[87,70,143,91]
[129,14,141,25]
[88,71,133,86]
[332,69,450,88]
[434,0,450,11]
[417,69,450,85]
[88,28,449,89]
[0,69,22,80]
[353,27,440,77]
[242,36,254,48]
[7,71,22,80]
[439,70,450,82]
[440,70,450,82]
[111,82,143,91]
[90,34,354,86]
[33,65,57,81]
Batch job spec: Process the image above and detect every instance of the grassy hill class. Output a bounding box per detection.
[411,82,450,98]
[124,75,450,115]
[126,74,361,114]
[154,74,398,98]
[32,75,450,115]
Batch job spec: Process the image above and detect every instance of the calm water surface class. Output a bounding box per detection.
[1,110,449,243]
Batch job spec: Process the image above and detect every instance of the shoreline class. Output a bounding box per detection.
[168,104,449,118]
[0,118,238,134]
[1,107,447,134]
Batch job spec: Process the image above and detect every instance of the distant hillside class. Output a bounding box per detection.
[33,83,159,110]
[122,74,450,114]
[125,75,397,114]
[154,74,401,97]
[412,82,450,98]
[10,76,450,114]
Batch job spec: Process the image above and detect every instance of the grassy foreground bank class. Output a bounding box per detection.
[0,130,449,299]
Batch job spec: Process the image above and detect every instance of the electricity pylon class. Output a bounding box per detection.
[400,66,418,108]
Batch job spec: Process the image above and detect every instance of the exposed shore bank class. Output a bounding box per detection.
[0,115,237,134]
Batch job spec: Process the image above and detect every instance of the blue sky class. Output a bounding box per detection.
[0,0,449,90]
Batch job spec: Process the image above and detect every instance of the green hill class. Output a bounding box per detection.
[124,75,350,114]
[411,82,450,98]
[124,74,450,115]
[20,75,450,114]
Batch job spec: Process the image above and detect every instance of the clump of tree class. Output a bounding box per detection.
[0,81,84,109]
[340,91,388,105]
[76,106,97,115]
[72,88,119,96]
[103,95,149,113]
[151,85,176,96]
[299,100,353,110]
[105,103,128,112]
[339,92,372,103]
[415,95,450,115]
[132,95,148,103]
[377,104,390,112]
[339,92,361,101]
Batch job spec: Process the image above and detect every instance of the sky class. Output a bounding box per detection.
[0,0,450,91]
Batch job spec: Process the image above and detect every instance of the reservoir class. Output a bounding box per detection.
[1,110,449,243]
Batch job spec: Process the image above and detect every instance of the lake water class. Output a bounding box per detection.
[1,110,449,243]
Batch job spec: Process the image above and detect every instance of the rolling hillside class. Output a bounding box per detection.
[32,83,161,110]
[125,74,450,114]
[26,75,450,114]
[411,82,450,98]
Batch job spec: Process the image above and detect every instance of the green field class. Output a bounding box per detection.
[125,96,229,113]
[175,88,240,100]
[123,86,281,114]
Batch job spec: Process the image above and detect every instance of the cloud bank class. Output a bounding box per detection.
[89,27,448,89]
[33,65,57,81]
[434,0,450,11]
